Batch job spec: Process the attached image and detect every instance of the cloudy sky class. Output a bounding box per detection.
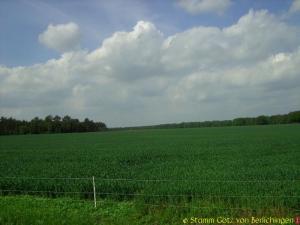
[1,0,300,127]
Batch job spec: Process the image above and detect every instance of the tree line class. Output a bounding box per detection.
[0,115,107,135]
[1,111,299,135]
[113,110,300,131]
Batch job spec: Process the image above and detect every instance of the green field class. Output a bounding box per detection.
[0,125,300,214]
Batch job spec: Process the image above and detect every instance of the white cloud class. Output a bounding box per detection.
[162,10,300,71]
[86,21,164,81]
[289,0,300,13]
[1,10,300,126]
[177,0,232,15]
[38,22,81,52]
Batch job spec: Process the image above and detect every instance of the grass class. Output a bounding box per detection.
[0,125,300,212]
[0,195,297,225]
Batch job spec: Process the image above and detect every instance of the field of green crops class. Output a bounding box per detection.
[0,125,300,212]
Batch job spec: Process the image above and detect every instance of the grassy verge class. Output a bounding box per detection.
[0,196,298,225]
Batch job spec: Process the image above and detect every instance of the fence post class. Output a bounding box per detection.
[92,176,97,208]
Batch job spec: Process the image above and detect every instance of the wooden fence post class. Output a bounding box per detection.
[92,176,97,208]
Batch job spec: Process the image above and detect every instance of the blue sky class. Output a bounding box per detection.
[1,0,300,126]
[1,0,299,67]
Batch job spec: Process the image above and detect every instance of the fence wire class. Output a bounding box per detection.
[1,189,300,198]
[0,176,299,182]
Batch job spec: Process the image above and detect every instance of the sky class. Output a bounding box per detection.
[1,0,300,127]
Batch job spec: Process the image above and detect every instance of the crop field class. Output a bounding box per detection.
[0,125,300,212]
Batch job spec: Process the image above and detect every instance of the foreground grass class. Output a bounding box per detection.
[0,196,135,225]
[0,196,298,225]
[0,195,198,225]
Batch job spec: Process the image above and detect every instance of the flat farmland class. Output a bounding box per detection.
[0,125,299,211]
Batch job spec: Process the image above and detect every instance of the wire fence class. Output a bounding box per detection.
[1,176,299,182]
[0,176,299,211]
[1,189,300,199]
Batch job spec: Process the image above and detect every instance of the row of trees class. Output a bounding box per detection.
[114,111,300,130]
[1,111,299,134]
[0,115,107,135]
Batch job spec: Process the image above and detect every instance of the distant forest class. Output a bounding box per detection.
[113,110,300,131]
[1,111,300,135]
[0,115,107,135]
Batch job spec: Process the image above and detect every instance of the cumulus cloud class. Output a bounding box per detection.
[1,10,300,126]
[87,21,164,81]
[177,0,232,15]
[289,0,300,13]
[162,10,300,71]
[38,22,81,52]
